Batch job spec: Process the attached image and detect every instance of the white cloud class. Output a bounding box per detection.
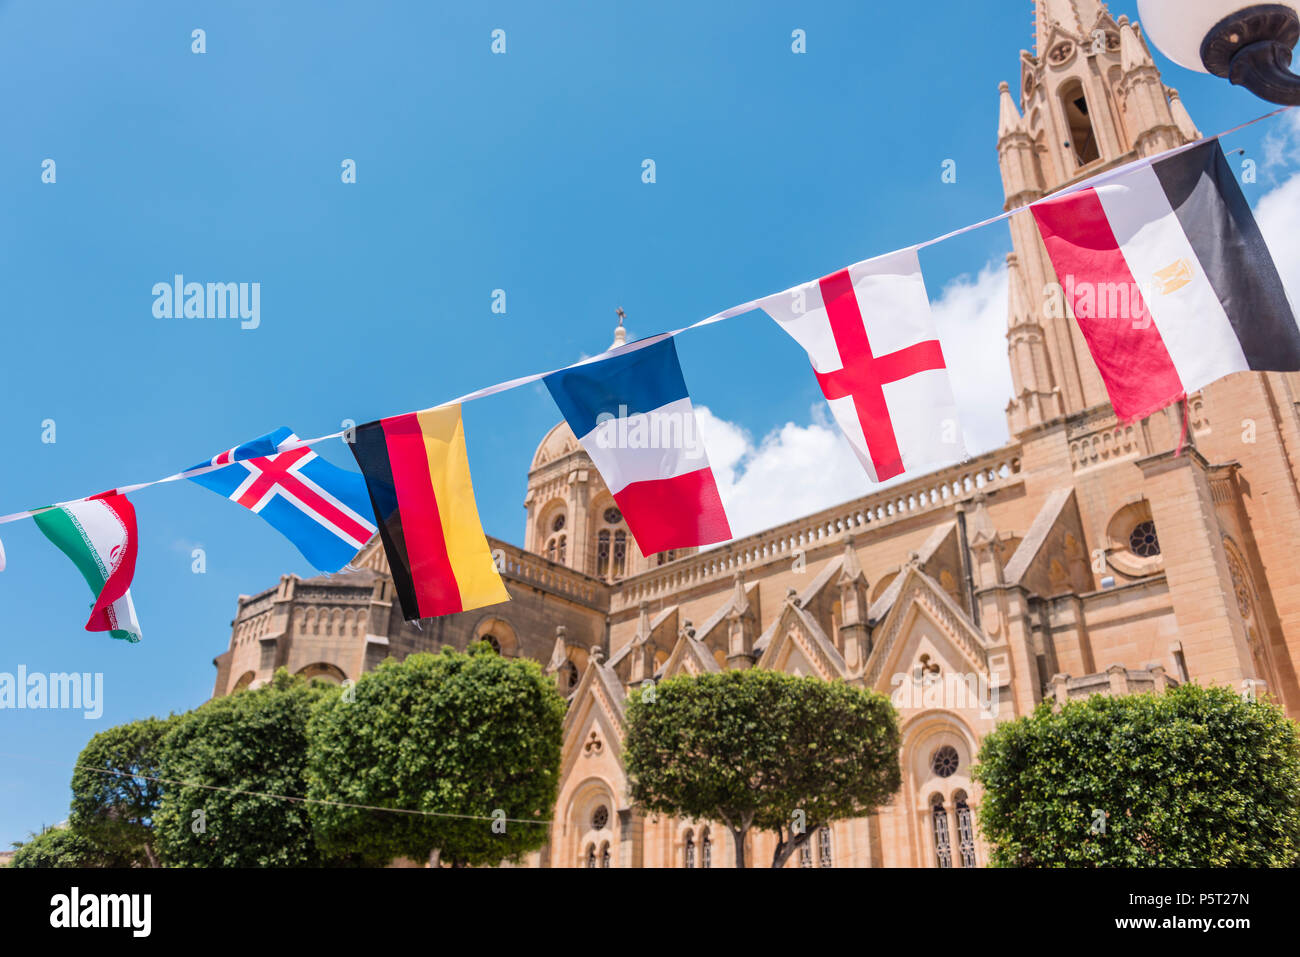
[930,261,1013,456]
[1255,168,1300,308]
[1260,109,1300,178]
[694,404,870,540]
[695,259,1014,538]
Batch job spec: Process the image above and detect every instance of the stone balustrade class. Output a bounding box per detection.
[489,537,611,609]
[614,447,1023,611]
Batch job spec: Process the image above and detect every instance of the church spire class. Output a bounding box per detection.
[997,81,1026,140]
[1168,88,1201,143]
[1034,0,1105,55]
[612,307,627,348]
[997,82,1040,208]
[1000,0,1201,432]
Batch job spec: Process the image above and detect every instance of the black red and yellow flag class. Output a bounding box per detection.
[350,404,509,620]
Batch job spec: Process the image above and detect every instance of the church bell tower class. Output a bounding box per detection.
[999,0,1202,436]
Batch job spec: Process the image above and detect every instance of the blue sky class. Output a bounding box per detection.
[1,0,1296,845]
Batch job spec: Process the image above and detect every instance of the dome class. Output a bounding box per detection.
[531,421,580,471]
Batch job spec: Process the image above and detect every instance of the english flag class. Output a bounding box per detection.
[759,248,965,483]
[1033,140,1300,421]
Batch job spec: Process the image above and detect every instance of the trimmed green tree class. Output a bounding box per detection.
[10,826,132,868]
[69,715,176,867]
[306,643,566,867]
[623,669,901,868]
[973,684,1300,867]
[152,669,347,867]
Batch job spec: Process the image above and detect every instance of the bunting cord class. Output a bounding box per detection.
[0,105,1290,528]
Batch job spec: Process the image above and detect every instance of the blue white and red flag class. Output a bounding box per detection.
[544,338,732,555]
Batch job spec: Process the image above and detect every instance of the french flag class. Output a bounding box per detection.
[544,337,732,554]
[1033,140,1300,422]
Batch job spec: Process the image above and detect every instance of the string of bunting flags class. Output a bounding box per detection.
[5,108,1300,643]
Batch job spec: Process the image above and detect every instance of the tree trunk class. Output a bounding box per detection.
[143,842,160,869]
[730,828,748,869]
[770,826,814,869]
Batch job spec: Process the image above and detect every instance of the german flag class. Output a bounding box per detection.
[350,404,509,620]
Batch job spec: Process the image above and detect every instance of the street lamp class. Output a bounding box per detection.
[1137,1,1300,104]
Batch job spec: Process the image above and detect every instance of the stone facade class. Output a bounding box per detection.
[210,0,1300,867]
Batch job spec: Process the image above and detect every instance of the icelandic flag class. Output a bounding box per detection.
[187,427,378,572]
[544,338,732,555]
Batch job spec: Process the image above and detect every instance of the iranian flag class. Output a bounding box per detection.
[34,493,143,642]
[1032,140,1300,422]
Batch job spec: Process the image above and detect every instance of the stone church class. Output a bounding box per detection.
[211,0,1300,867]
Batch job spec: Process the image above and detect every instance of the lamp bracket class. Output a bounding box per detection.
[1201,3,1300,105]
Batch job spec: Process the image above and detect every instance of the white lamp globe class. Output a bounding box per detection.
[1137,0,1300,72]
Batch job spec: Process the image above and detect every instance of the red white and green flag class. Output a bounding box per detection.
[34,493,143,642]
[1032,140,1300,421]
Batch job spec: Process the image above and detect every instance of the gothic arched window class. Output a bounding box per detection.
[597,530,611,578]
[600,841,611,869]
[684,830,695,869]
[798,840,812,868]
[955,793,977,868]
[700,828,712,869]
[1060,79,1100,167]
[817,826,833,867]
[482,635,501,654]
[585,843,597,868]
[557,535,566,564]
[932,797,953,869]
[613,530,627,578]
[544,512,568,566]
[563,660,579,693]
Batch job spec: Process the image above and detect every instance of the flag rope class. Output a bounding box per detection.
[0,105,1290,528]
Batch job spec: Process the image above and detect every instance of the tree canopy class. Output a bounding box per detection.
[152,669,346,867]
[69,715,176,867]
[623,669,901,867]
[973,684,1300,867]
[10,826,135,868]
[306,643,566,867]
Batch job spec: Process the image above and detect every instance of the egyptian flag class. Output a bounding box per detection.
[544,337,732,554]
[1033,140,1300,422]
[349,405,508,620]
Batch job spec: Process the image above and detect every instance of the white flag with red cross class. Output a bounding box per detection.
[758,248,965,483]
